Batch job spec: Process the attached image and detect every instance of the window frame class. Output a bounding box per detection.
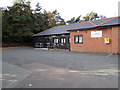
[60,37,66,44]
[74,35,83,44]
[68,37,70,44]
[53,38,59,44]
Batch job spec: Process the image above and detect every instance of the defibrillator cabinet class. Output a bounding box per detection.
[104,38,110,44]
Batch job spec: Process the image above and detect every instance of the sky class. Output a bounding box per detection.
[0,0,120,21]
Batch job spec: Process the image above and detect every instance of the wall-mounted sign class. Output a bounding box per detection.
[91,31,102,38]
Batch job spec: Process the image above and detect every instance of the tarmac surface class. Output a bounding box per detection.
[2,47,119,88]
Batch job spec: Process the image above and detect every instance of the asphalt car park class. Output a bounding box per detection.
[2,47,119,88]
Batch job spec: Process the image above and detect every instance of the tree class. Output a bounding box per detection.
[2,1,66,45]
[43,10,56,28]
[99,15,106,19]
[2,3,35,43]
[83,12,106,21]
[44,10,66,28]
[67,15,82,24]
[67,12,106,24]
[67,17,75,24]
[35,2,42,12]
[13,0,26,4]
[52,10,66,25]
[32,4,49,33]
[75,15,82,23]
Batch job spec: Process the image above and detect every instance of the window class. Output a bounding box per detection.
[74,35,83,43]
[53,38,58,43]
[68,37,70,43]
[60,38,66,44]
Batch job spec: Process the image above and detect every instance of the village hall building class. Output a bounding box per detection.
[33,16,120,54]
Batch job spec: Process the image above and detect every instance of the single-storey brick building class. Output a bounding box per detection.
[33,16,120,54]
[68,16,120,54]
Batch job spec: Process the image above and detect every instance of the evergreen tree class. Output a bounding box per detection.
[2,3,34,43]
[67,15,82,24]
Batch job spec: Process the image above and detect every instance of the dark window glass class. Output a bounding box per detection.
[74,35,83,43]
[68,37,70,43]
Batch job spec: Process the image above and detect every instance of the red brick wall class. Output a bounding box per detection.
[70,27,120,53]
[119,27,120,54]
[118,27,120,54]
[111,27,119,54]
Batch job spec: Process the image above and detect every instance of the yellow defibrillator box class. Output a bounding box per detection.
[104,38,110,44]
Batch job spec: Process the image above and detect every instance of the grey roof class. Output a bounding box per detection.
[32,23,81,36]
[33,16,120,36]
[68,16,120,31]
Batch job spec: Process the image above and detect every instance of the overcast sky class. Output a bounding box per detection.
[0,0,120,21]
